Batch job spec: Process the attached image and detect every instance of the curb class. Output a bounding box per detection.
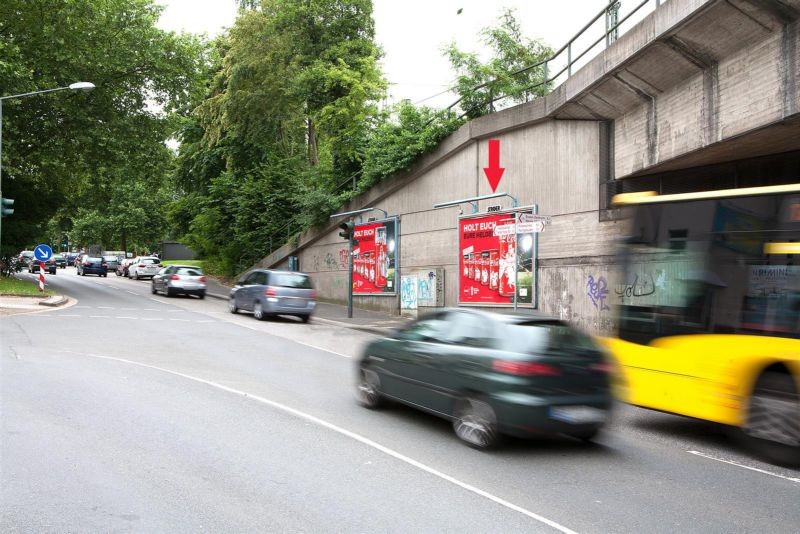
[207,292,228,301]
[39,295,69,307]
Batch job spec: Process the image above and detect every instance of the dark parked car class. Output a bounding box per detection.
[28,258,57,274]
[228,269,316,323]
[54,254,68,269]
[355,310,613,448]
[77,256,108,277]
[151,265,207,298]
[65,252,79,266]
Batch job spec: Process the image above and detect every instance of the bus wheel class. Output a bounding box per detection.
[742,370,800,467]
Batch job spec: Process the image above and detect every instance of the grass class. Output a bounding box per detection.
[0,276,54,296]
[161,259,205,268]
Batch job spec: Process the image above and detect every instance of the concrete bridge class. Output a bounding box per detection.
[259,0,800,333]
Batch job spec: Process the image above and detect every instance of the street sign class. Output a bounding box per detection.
[519,213,552,224]
[517,221,545,233]
[493,223,516,236]
[486,205,503,212]
[34,244,53,262]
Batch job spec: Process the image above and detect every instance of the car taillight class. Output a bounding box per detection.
[83,262,91,266]
[101,263,107,267]
[590,362,612,373]
[310,289,317,299]
[492,360,562,376]
[170,274,181,281]
[138,264,145,268]
[198,276,206,283]
[265,286,277,297]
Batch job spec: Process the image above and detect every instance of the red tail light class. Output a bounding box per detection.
[310,289,317,299]
[198,276,206,283]
[265,286,277,297]
[83,262,91,266]
[138,264,145,268]
[590,362,612,373]
[492,360,562,376]
[170,274,181,281]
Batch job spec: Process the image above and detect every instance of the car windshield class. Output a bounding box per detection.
[502,321,599,354]
[103,256,118,262]
[271,273,312,289]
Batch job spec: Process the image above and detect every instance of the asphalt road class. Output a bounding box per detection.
[2,268,799,533]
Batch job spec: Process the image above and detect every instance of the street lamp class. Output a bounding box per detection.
[0,81,95,252]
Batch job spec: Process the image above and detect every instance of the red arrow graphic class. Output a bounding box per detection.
[483,139,505,192]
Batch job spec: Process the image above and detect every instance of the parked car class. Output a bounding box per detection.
[28,258,57,275]
[117,258,134,277]
[65,252,79,266]
[74,253,88,267]
[54,254,68,269]
[128,256,161,280]
[18,250,34,265]
[151,265,207,298]
[354,310,613,449]
[77,256,108,277]
[228,269,316,323]
[103,255,121,273]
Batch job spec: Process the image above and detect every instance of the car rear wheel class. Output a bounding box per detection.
[566,427,600,442]
[743,371,800,466]
[253,301,265,320]
[132,271,139,280]
[300,315,310,323]
[355,367,383,409]
[228,298,238,314]
[151,282,157,294]
[198,291,205,300]
[453,397,499,449]
[166,287,175,298]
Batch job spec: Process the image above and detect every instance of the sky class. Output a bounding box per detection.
[156,0,652,109]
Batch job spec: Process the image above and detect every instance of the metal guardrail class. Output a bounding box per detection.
[263,0,669,258]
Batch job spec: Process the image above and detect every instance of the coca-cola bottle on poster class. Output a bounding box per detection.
[467,253,474,280]
[368,251,375,283]
[473,253,482,282]
[375,227,387,288]
[462,254,469,278]
[499,228,517,297]
[480,251,489,286]
[489,249,499,290]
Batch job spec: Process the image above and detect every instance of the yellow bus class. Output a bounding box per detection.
[605,184,800,466]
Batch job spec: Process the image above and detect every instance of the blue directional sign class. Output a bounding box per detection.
[34,244,53,262]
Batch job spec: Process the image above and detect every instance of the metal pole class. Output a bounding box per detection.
[568,42,572,77]
[0,99,4,253]
[347,235,354,319]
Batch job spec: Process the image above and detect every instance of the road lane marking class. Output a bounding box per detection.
[126,291,138,295]
[77,353,579,534]
[97,306,114,309]
[169,319,190,322]
[116,316,138,320]
[143,308,159,311]
[228,320,352,359]
[688,450,800,484]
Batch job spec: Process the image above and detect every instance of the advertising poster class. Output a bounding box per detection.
[353,218,398,295]
[458,211,536,307]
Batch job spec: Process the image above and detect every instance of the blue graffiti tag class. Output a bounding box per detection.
[587,275,610,311]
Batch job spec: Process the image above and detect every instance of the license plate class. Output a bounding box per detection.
[549,406,607,424]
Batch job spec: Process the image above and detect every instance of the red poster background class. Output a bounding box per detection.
[459,213,516,305]
[352,222,390,294]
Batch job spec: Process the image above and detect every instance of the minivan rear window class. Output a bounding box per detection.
[502,321,599,354]
[141,258,159,264]
[271,273,312,289]
[176,268,202,276]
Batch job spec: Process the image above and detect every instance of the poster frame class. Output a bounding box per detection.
[352,216,399,297]
[457,205,539,309]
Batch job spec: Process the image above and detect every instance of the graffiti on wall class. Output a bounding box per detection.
[615,270,666,299]
[400,276,417,310]
[339,249,349,270]
[586,275,610,311]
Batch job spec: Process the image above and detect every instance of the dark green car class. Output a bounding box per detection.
[355,309,612,448]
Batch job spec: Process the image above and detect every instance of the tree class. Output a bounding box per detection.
[0,0,209,258]
[444,8,553,119]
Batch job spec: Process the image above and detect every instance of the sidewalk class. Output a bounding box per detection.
[205,277,410,336]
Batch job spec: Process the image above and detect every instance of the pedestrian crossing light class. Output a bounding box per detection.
[1,197,13,217]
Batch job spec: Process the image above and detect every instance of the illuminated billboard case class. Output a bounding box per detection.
[353,217,398,295]
[458,209,537,307]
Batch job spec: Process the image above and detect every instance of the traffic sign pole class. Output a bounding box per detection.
[38,261,45,292]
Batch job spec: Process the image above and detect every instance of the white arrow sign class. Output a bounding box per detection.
[516,221,545,233]
[519,213,552,224]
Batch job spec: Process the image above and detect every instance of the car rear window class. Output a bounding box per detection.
[141,258,160,264]
[501,321,599,354]
[176,267,203,276]
[87,257,103,262]
[271,273,312,289]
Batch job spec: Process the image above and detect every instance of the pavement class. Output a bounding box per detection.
[204,276,411,336]
[0,294,70,315]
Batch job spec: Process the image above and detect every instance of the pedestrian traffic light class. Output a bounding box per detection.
[338,220,358,246]
[1,197,13,218]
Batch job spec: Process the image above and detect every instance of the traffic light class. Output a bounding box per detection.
[1,197,13,218]
[338,220,358,246]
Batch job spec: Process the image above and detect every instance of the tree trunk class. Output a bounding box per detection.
[121,229,127,256]
[307,117,319,167]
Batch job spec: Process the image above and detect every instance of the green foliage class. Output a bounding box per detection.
[0,275,53,295]
[444,8,553,119]
[0,0,210,255]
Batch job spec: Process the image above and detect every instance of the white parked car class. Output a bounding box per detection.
[128,256,162,280]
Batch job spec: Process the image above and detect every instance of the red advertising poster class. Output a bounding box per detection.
[353,218,398,295]
[458,212,535,306]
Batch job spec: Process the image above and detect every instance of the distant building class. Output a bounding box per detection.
[161,241,196,261]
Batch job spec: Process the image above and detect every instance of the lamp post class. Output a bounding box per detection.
[0,82,95,253]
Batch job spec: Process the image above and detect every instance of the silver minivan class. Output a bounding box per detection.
[228,269,316,323]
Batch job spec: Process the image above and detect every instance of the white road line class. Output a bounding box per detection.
[169,318,190,322]
[143,307,159,310]
[229,320,353,359]
[688,450,800,484]
[142,318,160,321]
[78,353,579,534]
[125,291,138,295]
[116,316,138,320]
[88,315,106,318]
[97,306,114,309]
